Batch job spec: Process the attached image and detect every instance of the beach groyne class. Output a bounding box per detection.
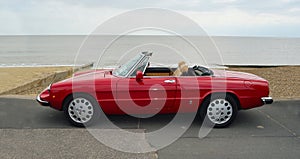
[0,63,93,95]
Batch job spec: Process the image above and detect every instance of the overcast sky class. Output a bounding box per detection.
[0,0,300,37]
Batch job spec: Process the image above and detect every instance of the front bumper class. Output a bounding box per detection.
[36,94,50,106]
[261,97,273,104]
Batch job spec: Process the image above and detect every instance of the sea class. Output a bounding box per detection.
[0,35,299,68]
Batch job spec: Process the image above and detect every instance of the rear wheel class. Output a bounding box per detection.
[200,94,238,128]
[63,93,101,127]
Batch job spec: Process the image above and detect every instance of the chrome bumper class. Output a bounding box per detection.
[261,97,273,104]
[36,94,50,106]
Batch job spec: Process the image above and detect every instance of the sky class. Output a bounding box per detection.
[0,0,300,37]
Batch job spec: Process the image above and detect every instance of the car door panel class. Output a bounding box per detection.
[116,77,177,114]
[172,77,204,113]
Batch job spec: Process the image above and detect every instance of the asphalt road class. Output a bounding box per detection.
[0,97,299,159]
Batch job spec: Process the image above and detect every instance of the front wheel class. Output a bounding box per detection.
[200,94,238,128]
[63,94,101,127]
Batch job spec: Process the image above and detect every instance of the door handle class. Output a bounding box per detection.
[164,79,175,83]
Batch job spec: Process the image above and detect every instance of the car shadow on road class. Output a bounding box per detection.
[31,109,260,133]
[1,98,298,141]
[0,97,285,136]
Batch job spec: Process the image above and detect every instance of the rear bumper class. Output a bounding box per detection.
[261,97,273,104]
[36,94,50,106]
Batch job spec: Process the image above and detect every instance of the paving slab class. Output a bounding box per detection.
[0,129,156,159]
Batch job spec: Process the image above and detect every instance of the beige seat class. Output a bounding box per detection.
[173,61,188,76]
[145,72,170,76]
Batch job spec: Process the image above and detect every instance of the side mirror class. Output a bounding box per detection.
[136,71,143,81]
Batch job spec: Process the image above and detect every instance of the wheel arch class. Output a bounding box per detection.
[62,92,97,111]
[201,91,241,110]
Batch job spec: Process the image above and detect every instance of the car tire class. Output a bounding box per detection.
[199,94,238,128]
[63,93,101,127]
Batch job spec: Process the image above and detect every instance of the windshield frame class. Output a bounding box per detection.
[112,52,151,77]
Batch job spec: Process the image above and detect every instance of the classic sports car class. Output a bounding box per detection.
[37,52,273,128]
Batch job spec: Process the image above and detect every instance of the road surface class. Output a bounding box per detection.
[0,97,299,159]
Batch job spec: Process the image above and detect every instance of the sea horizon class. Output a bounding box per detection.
[0,35,299,67]
[1,34,300,39]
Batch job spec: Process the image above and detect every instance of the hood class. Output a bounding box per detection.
[74,69,112,76]
[56,69,112,84]
[212,69,266,81]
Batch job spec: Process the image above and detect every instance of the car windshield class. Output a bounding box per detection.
[112,54,143,77]
[130,57,149,76]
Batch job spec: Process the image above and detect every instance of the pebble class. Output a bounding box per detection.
[257,125,264,129]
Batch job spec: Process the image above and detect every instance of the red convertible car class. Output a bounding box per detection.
[37,52,273,127]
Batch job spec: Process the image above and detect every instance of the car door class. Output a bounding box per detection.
[116,76,177,114]
[171,76,203,113]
